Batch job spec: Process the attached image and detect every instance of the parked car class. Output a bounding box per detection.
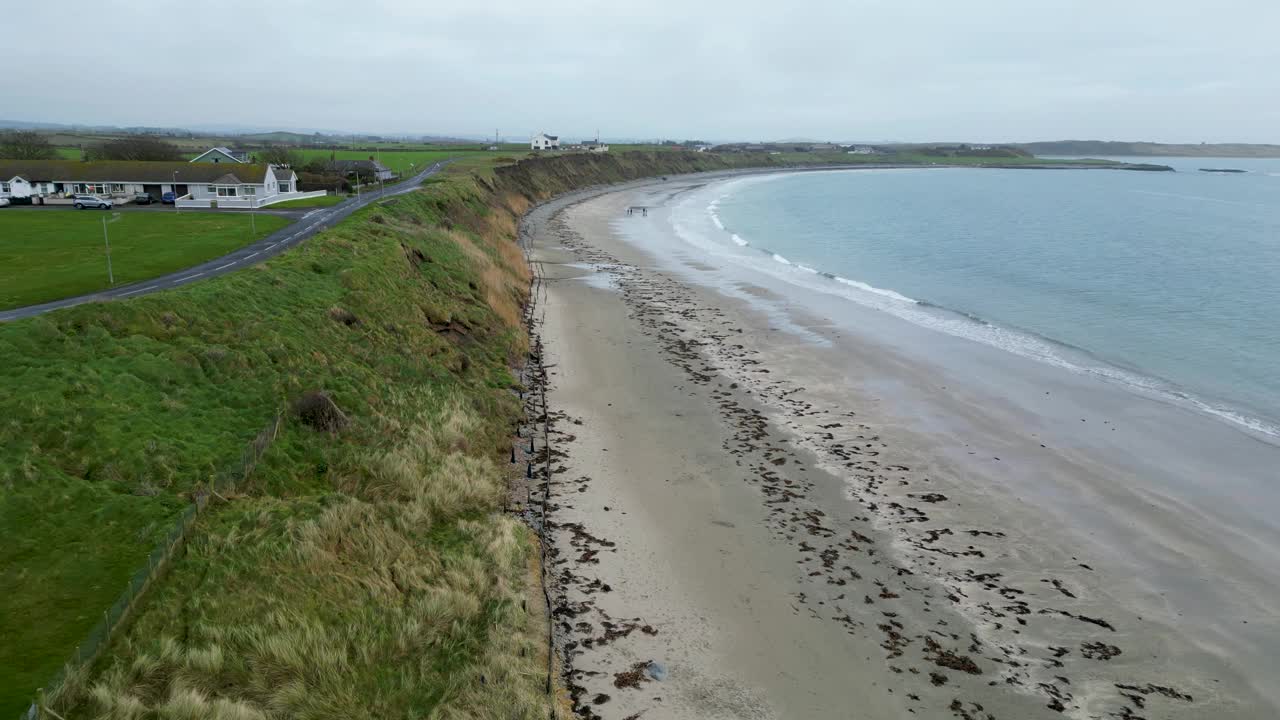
[0,197,10,208]
[73,195,113,210]
[161,191,176,204]
[134,193,156,205]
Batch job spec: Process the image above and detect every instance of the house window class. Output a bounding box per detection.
[110,183,125,193]
[241,186,255,195]
[216,186,238,197]
[74,183,108,194]
[0,182,9,193]
[206,186,215,193]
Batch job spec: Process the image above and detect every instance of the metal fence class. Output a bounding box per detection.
[23,414,282,720]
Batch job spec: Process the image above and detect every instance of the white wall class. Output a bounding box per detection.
[189,183,269,200]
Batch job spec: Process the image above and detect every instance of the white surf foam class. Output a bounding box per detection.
[663,179,1280,442]
[833,275,917,304]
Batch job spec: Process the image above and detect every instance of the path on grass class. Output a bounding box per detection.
[0,161,449,322]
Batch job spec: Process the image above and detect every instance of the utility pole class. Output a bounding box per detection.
[102,216,114,285]
[172,170,180,214]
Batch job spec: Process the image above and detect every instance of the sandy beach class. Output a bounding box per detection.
[524,171,1280,719]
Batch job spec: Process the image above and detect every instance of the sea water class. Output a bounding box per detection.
[700,159,1280,440]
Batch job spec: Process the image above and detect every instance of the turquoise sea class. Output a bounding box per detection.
[708,158,1280,439]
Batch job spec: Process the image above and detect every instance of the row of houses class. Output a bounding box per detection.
[0,159,322,208]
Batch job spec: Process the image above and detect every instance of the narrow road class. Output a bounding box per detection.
[0,161,448,322]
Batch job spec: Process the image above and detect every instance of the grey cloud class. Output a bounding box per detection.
[1,0,1276,142]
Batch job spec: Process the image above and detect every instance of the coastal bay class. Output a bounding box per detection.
[528,171,1280,719]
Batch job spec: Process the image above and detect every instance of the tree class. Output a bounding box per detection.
[257,144,303,167]
[301,156,331,174]
[0,130,57,159]
[85,136,183,161]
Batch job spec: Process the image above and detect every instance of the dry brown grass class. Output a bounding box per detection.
[447,229,527,330]
[68,397,554,719]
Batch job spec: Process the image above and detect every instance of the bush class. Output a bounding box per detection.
[291,390,349,433]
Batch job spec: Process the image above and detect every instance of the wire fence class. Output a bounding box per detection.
[23,414,283,720]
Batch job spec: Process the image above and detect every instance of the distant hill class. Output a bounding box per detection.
[238,131,330,144]
[1017,140,1280,158]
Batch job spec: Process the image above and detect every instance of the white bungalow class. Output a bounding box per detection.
[531,133,560,151]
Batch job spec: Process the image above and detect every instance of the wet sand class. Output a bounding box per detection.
[524,172,1280,719]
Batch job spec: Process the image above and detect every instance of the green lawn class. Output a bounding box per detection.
[0,211,290,310]
[267,193,347,208]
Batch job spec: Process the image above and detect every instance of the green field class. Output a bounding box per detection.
[293,148,454,176]
[0,211,290,310]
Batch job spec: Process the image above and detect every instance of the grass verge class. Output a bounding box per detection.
[265,194,347,209]
[0,211,290,310]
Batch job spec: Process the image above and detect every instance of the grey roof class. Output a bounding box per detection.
[0,160,272,184]
[191,146,249,162]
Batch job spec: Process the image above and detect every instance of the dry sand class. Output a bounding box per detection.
[523,173,1279,719]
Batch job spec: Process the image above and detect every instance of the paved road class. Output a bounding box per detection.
[0,162,448,322]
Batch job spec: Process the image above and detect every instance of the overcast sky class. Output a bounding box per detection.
[3,0,1278,143]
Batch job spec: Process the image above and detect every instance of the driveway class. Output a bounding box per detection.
[0,161,449,322]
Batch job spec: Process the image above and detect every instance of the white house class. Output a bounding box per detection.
[0,160,318,208]
[0,175,35,199]
[531,133,560,151]
[190,147,250,163]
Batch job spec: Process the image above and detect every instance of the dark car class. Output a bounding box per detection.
[134,193,156,205]
[161,191,177,204]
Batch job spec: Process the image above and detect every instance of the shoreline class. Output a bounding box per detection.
[527,172,1279,718]
[698,171,1280,445]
